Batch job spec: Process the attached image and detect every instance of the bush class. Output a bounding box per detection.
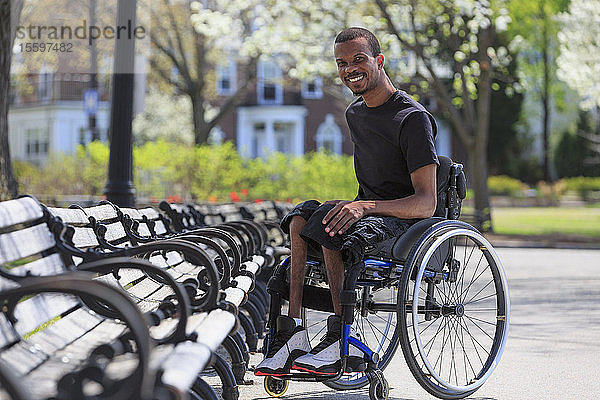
[14,141,360,203]
[563,176,600,202]
[487,175,527,197]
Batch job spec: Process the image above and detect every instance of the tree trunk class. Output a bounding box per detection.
[471,26,494,232]
[469,140,492,232]
[0,0,18,200]
[541,10,552,182]
[191,93,209,145]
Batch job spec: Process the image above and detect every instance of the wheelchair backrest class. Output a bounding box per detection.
[434,156,467,220]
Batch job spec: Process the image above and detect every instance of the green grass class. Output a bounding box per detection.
[490,207,600,238]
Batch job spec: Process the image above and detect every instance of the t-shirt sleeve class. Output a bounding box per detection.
[399,111,439,173]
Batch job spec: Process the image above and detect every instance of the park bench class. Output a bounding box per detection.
[0,196,236,400]
[156,201,275,329]
[123,205,271,358]
[46,201,268,393]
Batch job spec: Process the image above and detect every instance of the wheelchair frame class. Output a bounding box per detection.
[261,157,510,400]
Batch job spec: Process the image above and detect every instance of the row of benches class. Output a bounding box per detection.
[0,196,290,400]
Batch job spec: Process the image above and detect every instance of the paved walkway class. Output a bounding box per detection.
[229,247,600,400]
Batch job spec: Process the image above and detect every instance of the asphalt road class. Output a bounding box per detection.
[231,247,600,400]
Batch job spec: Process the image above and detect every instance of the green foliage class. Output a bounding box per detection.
[563,177,600,202]
[15,141,359,203]
[488,175,527,196]
[14,141,109,197]
[554,110,600,178]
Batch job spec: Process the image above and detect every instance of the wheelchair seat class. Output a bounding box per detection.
[364,155,467,263]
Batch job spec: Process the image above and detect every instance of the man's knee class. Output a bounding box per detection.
[289,215,307,237]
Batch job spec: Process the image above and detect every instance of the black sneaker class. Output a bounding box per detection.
[292,315,363,375]
[254,315,311,376]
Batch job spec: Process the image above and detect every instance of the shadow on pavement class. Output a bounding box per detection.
[250,387,498,400]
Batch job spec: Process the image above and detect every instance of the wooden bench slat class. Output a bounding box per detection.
[159,341,212,393]
[119,208,142,219]
[46,207,89,225]
[70,226,100,248]
[104,221,129,243]
[0,224,56,265]
[0,314,19,347]
[193,309,236,350]
[13,293,80,336]
[82,204,119,221]
[0,197,43,230]
[4,253,67,281]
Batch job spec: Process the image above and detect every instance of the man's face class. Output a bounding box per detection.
[334,37,382,96]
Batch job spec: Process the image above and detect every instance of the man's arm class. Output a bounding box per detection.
[322,163,437,236]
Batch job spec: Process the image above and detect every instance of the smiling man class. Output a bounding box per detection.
[255,27,439,376]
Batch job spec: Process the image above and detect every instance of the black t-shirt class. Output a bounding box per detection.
[345,90,438,200]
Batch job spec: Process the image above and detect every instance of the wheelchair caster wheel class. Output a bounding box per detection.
[264,376,289,397]
[368,370,389,400]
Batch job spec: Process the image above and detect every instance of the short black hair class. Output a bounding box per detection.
[335,27,381,57]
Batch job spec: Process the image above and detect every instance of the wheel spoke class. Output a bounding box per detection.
[459,253,486,304]
[464,280,495,305]
[460,317,492,358]
[464,315,496,341]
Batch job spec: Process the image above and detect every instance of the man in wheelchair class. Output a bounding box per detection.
[255,26,440,377]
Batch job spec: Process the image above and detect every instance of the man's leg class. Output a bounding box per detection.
[322,247,344,316]
[292,246,363,375]
[288,216,308,318]
[255,215,311,375]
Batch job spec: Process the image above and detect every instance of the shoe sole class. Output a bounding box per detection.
[291,356,365,376]
[254,349,309,376]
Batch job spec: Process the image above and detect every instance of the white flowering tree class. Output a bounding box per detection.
[556,0,600,110]
[556,0,600,163]
[150,0,289,145]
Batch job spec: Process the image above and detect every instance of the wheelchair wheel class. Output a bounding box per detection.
[398,225,510,399]
[303,282,400,391]
[264,376,289,397]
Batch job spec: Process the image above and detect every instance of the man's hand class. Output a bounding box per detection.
[322,201,375,236]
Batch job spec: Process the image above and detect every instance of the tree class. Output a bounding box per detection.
[0,0,23,200]
[149,0,273,145]
[371,0,512,231]
[556,0,600,110]
[507,0,569,182]
[133,89,194,144]
[556,0,600,165]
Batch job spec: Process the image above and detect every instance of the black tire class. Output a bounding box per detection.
[397,223,510,399]
[368,370,389,400]
[192,377,219,400]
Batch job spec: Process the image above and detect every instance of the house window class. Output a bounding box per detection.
[315,114,342,154]
[274,122,295,153]
[237,106,307,158]
[252,122,267,158]
[257,59,283,105]
[216,59,237,96]
[25,127,50,159]
[301,77,322,99]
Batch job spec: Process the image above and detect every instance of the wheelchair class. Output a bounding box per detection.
[261,156,510,400]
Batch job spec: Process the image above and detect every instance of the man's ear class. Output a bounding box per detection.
[377,54,385,69]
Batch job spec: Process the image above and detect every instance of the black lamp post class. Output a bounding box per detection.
[104,0,137,207]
